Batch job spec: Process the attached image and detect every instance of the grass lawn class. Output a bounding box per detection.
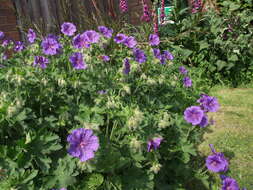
[198,86,253,189]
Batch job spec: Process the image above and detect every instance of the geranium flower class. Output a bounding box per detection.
[183,76,192,87]
[133,48,147,63]
[114,33,127,44]
[83,30,100,44]
[69,52,87,70]
[98,26,113,38]
[14,41,24,52]
[72,33,90,49]
[123,58,131,74]
[149,34,160,46]
[41,34,61,55]
[197,94,220,112]
[67,128,99,162]
[61,22,76,36]
[147,137,163,152]
[179,66,188,75]
[123,36,137,48]
[0,31,5,40]
[184,106,204,125]
[27,29,36,43]
[206,144,229,173]
[221,176,239,190]
[33,56,49,69]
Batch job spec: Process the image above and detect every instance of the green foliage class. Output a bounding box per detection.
[160,0,253,87]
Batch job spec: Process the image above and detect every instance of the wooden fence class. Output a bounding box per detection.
[12,0,127,40]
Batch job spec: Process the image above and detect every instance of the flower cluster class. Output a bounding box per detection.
[114,33,137,48]
[178,66,192,88]
[206,144,246,190]
[184,94,219,127]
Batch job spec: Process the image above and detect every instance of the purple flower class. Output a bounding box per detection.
[72,33,90,49]
[101,55,110,62]
[0,31,5,40]
[83,30,100,44]
[147,137,163,152]
[179,66,188,75]
[69,52,87,70]
[160,54,167,65]
[153,48,161,59]
[119,0,128,13]
[33,56,49,69]
[183,76,192,87]
[98,90,107,95]
[123,36,137,48]
[199,114,208,128]
[98,26,113,38]
[133,48,147,63]
[67,128,99,162]
[141,3,151,22]
[197,94,220,112]
[41,35,61,55]
[2,53,7,60]
[206,144,229,173]
[114,33,127,44]
[149,34,160,46]
[27,29,36,43]
[2,39,11,47]
[221,177,239,190]
[14,41,24,52]
[163,50,174,60]
[123,58,131,74]
[184,106,204,125]
[61,22,76,36]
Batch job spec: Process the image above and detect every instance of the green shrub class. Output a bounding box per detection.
[160,0,253,87]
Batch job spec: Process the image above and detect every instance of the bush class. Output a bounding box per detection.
[160,0,253,87]
[0,26,213,189]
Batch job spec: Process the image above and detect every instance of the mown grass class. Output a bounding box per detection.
[198,86,253,189]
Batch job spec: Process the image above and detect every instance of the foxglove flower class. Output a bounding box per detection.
[160,0,165,23]
[141,1,151,22]
[149,34,160,46]
[163,50,174,60]
[179,66,188,75]
[72,33,90,49]
[153,48,161,59]
[0,31,5,40]
[191,0,202,13]
[114,33,127,44]
[14,41,24,52]
[98,26,113,38]
[119,0,128,13]
[61,22,76,36]
[221,176,239,190]
[206,144,229,173]
[41,35,61,55]
[133,48,147,63]
[27,29,36,43]
[123,58,131,74]
[147,137,163,152]
[67,128,99,162]
[123,36,137,48]
[183,76,192,87]
[197,94,220,112]
[69,52,87,70]
[184,106,204,125]
[83,30,100,44]
[33,56,49,69]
